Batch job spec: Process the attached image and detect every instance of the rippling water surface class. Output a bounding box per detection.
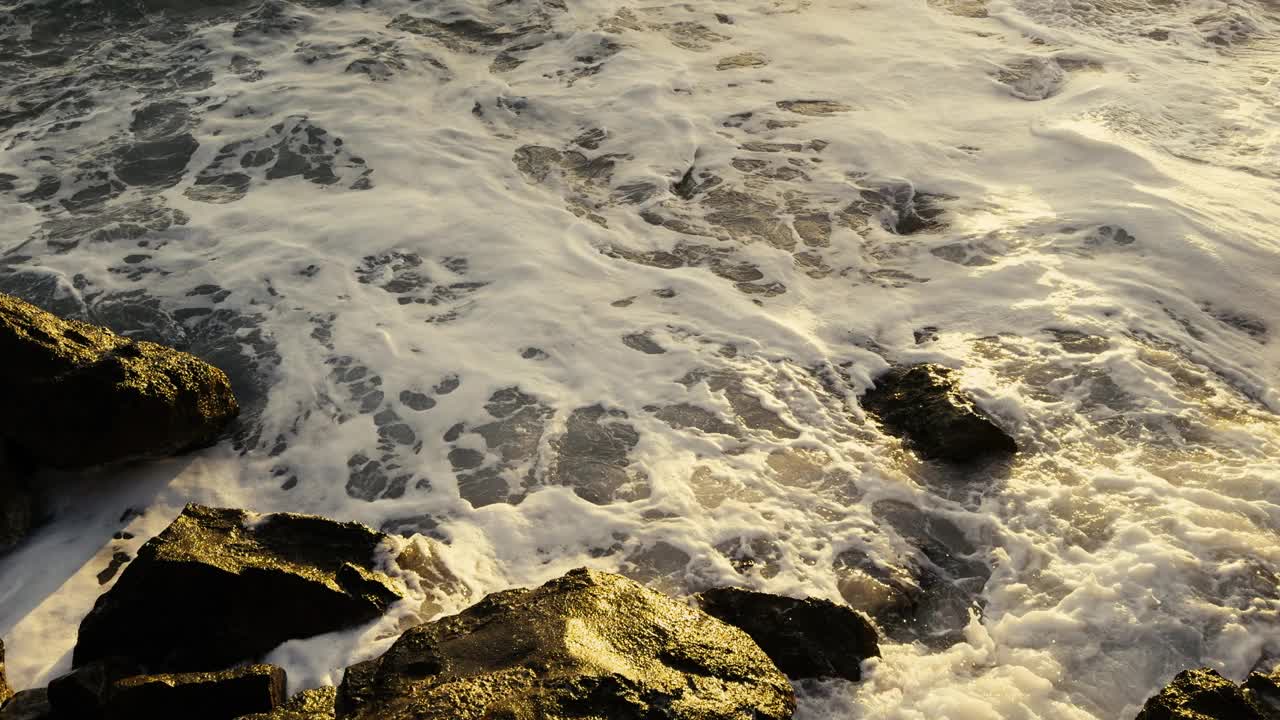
[1,0,1278,716]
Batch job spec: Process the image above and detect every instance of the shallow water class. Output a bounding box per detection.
[0,0,1277,716]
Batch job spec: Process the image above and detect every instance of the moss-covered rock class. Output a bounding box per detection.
[1135,668,1272,720]
[74,505,403,673]
[236,686,336,719]
[696,587,880,681]
[105,664,286,720]
[0,293,239,469]
[861,363,1017,463]
[0,637,13,707]
[336,568,795,720]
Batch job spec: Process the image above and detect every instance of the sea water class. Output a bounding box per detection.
[0,0,1277,717]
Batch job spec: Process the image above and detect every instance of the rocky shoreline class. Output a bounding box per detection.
[1,293,1276,719]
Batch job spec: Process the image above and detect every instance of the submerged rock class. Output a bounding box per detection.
[1135,668,1273,720]
[74,504,403,673]
[0,293,239,469]
[335,568,795,720]
[695,587,880,681]
[237,686,336,719]
[105,664,286,720]
[861,364,1017,463]
[0,689,50,720]
[835,499,991,648]
[0,638,12,707]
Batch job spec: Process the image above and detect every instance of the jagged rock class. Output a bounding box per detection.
[236,686,336,719]
[695,587,880,681]
[335,568,795,720]
[105,664,286,720]
[74,505,403,673]
[861,364,1017,462]
[0,689,49,720]
[1135,668,1272,720]
[0,293,239,469]
[0,638,12,707]
[48,657,143,719]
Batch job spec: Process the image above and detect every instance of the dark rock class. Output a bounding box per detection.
[335,568,795,720]
[236,686,336,719]
[1135,668,1271,720]
[48,657,142,719]
[0,449,36,553]
[0,689,50,720]
[105,664,286,720]
[0,637,11,707]
[74,504,403,673]
[1245,667,1280,716]
[861,364,1017,462]
[0,293,239,469]
[695,587,880,681]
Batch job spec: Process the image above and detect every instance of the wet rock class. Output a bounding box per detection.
[861,364,1017,463]
[1135,668,1271,720]
[74,504,402,673]
[0,293,239,469]
[105,664,286,720]
[47,657,142,719]
[0,689,50,720]
[236,686,336,719]
[696,587,880,681]
[335,568,794,720]
[0,638,11,707]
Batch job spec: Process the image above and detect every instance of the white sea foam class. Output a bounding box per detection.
[0,0,1277,717]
